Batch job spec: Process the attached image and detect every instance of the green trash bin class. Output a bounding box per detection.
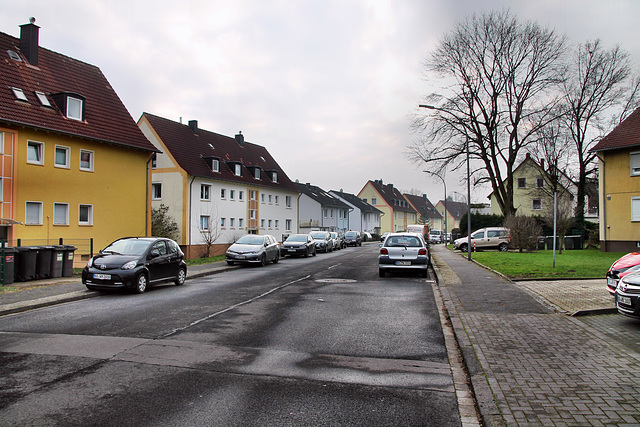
[50,246,65,278]
[62,245,77,277]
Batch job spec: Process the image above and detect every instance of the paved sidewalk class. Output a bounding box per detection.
[431,245,640,426]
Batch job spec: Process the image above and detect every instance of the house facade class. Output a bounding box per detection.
[404,194,442,231]
[0,21,158,263]
[330,189,382,235]
[358,180,417,234]
[591,108,640,252]
[139,114,299,258]
[296,183,350,233]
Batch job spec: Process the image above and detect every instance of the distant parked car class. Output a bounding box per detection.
[345,230,362,246]
[82,237,187,294]
[453,227,510,252]
[380,232,390,243]
[226,234,280,266]
[607,252,640,295]
[378,232,430,278]
[615,272,640,318]
[280,234,317,257]
[330,232,342,250]
[310,230,334,253]
[429,229,443,244]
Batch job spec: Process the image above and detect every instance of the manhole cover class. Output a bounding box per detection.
[315,279,357,283]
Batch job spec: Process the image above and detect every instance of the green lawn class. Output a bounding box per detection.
[465,248,626,279]
[186,255,226,266]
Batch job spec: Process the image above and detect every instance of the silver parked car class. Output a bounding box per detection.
[378,232,430,278]
[453,227,510,252]
[330,232,342,250]
[226,234,280,266]
[310,230,334,253]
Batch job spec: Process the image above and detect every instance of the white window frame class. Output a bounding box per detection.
[27,140,44,165]
[275,195,279,204]
[80,149,94,171]
[79,204,93,225]
[201,184,211,201]
[371,198,377,205]
[25,201,43,225]
[261,219,265,228]
[0,132,4,154]
[221,217,226,228]
[275,219,279,228]
[67,96,83,121]
[239,218,244,228]
[230,190,235,200]
[286,219,292,231]
[152,183,162,200]
[35,91,51,107]
[239,191,244,201]
[53,203,69,225]
[631,152,640,176]
[250,209,256,219]
[250,191,257,201]
[254,168,261,180]
[272,171,278,183]
[54,145,70,168]
[211,159,220,172]
[11,87,28,101]
[286,196,292,208]
[200,215,210,231]
[234,164,242,176]
[220,188,226,199]
[632,197,640,222]
[230,218,235,228]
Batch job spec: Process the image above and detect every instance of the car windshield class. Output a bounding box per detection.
[103,239,152,256]
[386,236,423,248]
[346,232,356,237]
[286,235,307,242]
[236,235,265,245]
[310,232,326,239]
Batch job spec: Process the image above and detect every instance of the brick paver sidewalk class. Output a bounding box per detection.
[432,246,640,426]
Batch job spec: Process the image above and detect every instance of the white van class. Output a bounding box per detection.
[428,229,442,244]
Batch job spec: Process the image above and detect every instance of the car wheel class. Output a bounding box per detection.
[273,252,280,264]
[304,248,310,257]
[174,268,186,286]
[460,244,468,252]
[226,260,235,266]
[312,248,317,256]
[132,273,148,294]
[379,268,385,278]
[498,243,508,252]
[260,254,267,267]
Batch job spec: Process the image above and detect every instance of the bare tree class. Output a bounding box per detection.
[504,215,542,252]
[196,205,223,258]
[409,10,566,217]
[561,39,632,222]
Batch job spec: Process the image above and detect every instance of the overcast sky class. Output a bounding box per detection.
[2,0,639,204]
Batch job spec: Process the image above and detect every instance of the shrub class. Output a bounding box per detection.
[504,215,542,252]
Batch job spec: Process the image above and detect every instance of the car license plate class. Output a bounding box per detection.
[619,295,632,306]
[235,255,246,259]
[395,261,411,266]
[93,273,111,280]
[607,278,618,287]
[288,249,297,252]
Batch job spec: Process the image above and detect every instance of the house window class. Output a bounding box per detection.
[250,191,257,200]
[254,168,261,179]
[67,97,83,121]
[220,188,226,199]
[275,219,279,228]
[79,204,93,225]
[54,146,70,168]
[0,178,2,200]
[250,209,256,219]
[53,203,69,225]
[239,218,244,228]
[261,194,265,203]
[230,218,235,227]
[632,197,640,221]
[268,195,272,203]
[234,164,242,176]
[0,132,4,154]
[286,196,292,208]
[239,191,244,201]
[230,190,235,200]
[518,178,526,189]
[152,183,162,200]
[286,219,292,230]
[35,91,51,107]
[80,150,94,171]
[201,184,211,200]
[371,198,377,205]
[268,219,272,228]
[11,87,28,101]
[272,172,278,183]
[532,199,542,210]
[275,195,279,204]
[211,159,219,172]
[25,201,42,225]
[200,215,210,231]
[27,141,44,165]
[536,178,545,188]
[323,209,328,218]
[261,219,265,228]
[631,152,640,176]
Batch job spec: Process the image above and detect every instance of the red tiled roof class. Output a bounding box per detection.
[404,193,441,219]
[0,29,156,152]
[143,113,299,192]
[591,108,640,152]
[366,180,417,214]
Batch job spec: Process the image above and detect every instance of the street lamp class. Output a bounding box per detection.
[419,104,472,260]
[423,170,447,245]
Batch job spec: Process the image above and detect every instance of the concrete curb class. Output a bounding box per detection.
[0,265,235,317]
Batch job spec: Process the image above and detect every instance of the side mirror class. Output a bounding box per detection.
[149,249,161,259]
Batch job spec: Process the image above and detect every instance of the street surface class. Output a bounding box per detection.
[0,245,461,426]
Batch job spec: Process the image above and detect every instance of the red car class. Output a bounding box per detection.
[607,252,640,295]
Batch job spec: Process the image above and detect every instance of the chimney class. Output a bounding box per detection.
[188,120,198,134]
[235,131,244,146]
[423,194,427,201]
[20,18,40,66]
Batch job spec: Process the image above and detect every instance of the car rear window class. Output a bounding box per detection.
[386,236,422,247]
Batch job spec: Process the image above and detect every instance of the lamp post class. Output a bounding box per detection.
[419,104,472,260]
[423,170,447,245]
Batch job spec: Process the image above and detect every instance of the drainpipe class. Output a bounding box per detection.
[146,155,153,236]
[598,153,606,251]
[188,176,196,246]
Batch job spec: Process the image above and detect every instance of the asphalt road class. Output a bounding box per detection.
[0,244,460,426]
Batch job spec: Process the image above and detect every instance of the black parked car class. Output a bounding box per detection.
[82,237,187,294]
[280,234,317,257]
[345,230,362,246]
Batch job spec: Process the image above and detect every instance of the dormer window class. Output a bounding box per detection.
[11,87,28,101]
[272,171,278,183]
[35,91,51,107]
[202,156,220,172]
[67,97,83,121]
[254,168,261,179]
[234,164,242,176]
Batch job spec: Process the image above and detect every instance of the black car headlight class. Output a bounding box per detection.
[122,260,138,270]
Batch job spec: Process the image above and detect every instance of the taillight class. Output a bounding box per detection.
[380,248,388,255]
[418,248,427,255]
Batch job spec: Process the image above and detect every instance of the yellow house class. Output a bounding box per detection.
[358,180,417,234]
[0,21,158,263]
[591,108,640,252]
